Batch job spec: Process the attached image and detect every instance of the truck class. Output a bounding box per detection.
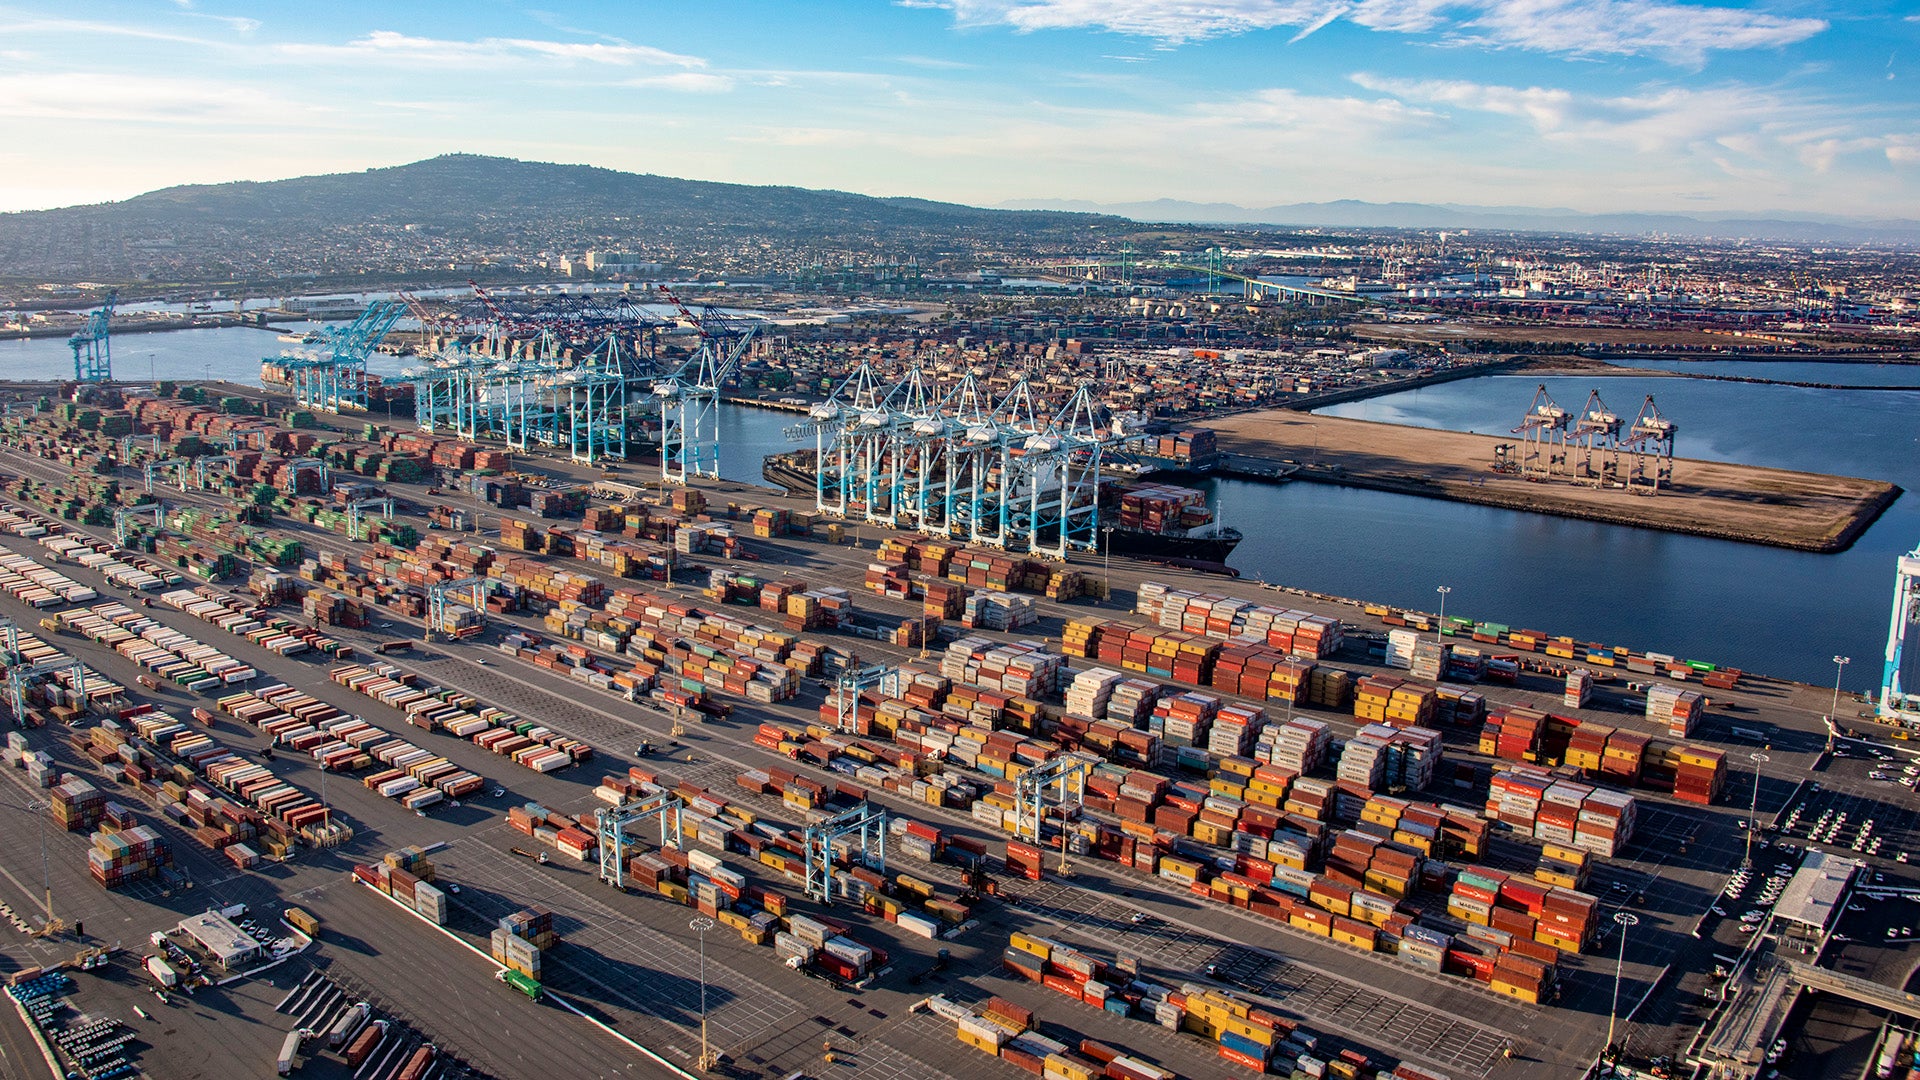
[276,1029,305,1076]
[498,968,543,1001]
[376,640,412,655]
[344,1020,388,1069]
[284,907,320,937]
[327,1002,371,1049]
[397,1045,437,1080]
[135,674,160,690]
[143,955,179,989]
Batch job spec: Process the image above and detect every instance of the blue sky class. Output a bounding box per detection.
[0,0,1913,217]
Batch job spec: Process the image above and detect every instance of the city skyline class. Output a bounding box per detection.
[0,0,1913,218]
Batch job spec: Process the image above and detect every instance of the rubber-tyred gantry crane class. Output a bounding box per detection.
[596,790,684,889]
[804,801,887,905]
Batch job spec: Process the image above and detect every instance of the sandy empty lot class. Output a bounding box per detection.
[1209,410,1898,552]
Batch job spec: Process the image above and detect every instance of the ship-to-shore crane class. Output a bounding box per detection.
[70,291,118,384]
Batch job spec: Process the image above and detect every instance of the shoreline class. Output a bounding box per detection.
[1284,462,1902,554]
[1205,410,1900,555]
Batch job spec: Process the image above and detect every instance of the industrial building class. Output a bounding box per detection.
[1770,851,1862,947]
[177,911,263,970]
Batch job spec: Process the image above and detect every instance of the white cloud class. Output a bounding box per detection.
[275,31,707,70]
[0,71,328,125]
[1351,72,1920,180]
[935,0,1827,59]
[620,72,736,93]
[1450,0,1827,63]
[175,10,259,33]
[0,13,221,47]
[894,54,975,69]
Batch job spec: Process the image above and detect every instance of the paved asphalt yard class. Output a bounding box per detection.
[0,423,1910,1080]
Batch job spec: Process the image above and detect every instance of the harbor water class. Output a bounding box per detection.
[1,327,1910,687]
[1309,370,1917,688]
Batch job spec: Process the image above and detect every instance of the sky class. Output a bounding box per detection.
[0,0,1914,218]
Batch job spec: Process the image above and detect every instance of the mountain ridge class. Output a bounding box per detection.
[0,154,1128,281]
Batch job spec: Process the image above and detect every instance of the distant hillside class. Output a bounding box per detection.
[1004,196,1920,245]
[0,154,1130,282]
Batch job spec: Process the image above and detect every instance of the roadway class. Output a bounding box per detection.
[0,481,1541,1079]
[0,418,1904,1078]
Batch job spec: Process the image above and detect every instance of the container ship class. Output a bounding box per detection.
[1106,482,1241,564]
[761,451,1240,565]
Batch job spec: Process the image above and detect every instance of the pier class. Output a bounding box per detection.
[1205,409,1900,553]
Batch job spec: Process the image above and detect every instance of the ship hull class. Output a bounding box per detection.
[1104,526,1241,564]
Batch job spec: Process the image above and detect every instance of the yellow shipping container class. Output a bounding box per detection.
[1044,1054,1098,1080]
[1490,980,1541,1004]
[1363,869,1409,899]
[1209,778,1247,799]
[1218,1015,1275,1046]
[1180,1013,1221,1039]
[1191,821,1231,847]
[1159,857,1202,881]
[1542,842,1588,867]
[1535,928,1584,954]
[1390,831,1435,856]
[1333,928,1376,950]
[1290,914,1332,937]
[1447,901,1490,926]
[957,1028,1000,1054]
[1535,867,1579,890]
[1009,932,1054,960]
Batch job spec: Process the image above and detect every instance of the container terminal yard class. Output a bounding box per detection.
[0,364,1910,1080]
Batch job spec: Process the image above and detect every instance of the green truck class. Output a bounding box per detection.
[498,969,542,1002]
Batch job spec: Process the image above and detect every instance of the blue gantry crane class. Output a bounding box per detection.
[804,801,887,905]
[1880,543,1920,728]
[653,285,757,484]
[273,301,403,414]
[70,291,118,384]
[595,791,684,889]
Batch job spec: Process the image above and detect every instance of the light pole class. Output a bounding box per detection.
[689,915,715,1071]
[1605,911,1640,1070]
[25,799,51,930]
[1820,653,1850,753]
[1434,585,1451,646]
[1101,526,1114,601]
[1744,752,1770,867]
